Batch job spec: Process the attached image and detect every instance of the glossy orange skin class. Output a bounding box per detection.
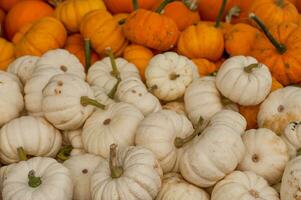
[177,22,224,61]
[0,38,15,70]
[123,9,179,51]
[113,13,129,24]
[249,0,299,28]
[104,0,159,14]
[65,34,100,68]
[192,58,217,76]
[225,23,260,56]
[80,10,128,57]
[229,0,254,24]
[13,17,67,57]
[251,22,301,85]
[5,0,53,40]
[198,0,235,21]
[163,1,200,31]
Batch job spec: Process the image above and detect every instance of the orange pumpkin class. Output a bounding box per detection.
[80,10,128,57]
[249,0,299,28]
[13,16,67,57]
[287,0,296,4]
[192,58,218,76]
[54,0,106,33]
[123,44,153,80]
[65,34,100,67]
[0,8,5,37]
[162,1,200,31]
[196,0,235,21]
[113,13,129,25]
[5,0,54,40]
[225,23,260,56]
[297,1,301,12]
[123,0,179,51]
[0,38,15,70]
[226,0,253,24]
[0,0,21,12]
[104,0,159,14]
[250,13,301,85]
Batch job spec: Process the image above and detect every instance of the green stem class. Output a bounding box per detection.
[225,6,241,23]
[17,147,27,161]
[132,0,139,10]
[215,0,227,28]
[221,96,233,106]
[28,170,42,188]
[108,77,121,99]
[182,0,199,11]
[81,96,105,109]
[106,48,121,98]
[244,63,261,73]
[249,13,287,54]
[84,38,91,73]
[276,0,284,7]
[56,145,73,161]
[110,144,123,178]
[155,0,176,14]
[118,18,127,25]
[174,117,203,148]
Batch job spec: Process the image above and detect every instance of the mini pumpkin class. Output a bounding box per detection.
[104,0,159,14]
[0,38,15,70]
[162,101,186,115]
[0,0,22,11]
[63,129,86,156]
[92,85,115,106]
[225,0,254,24]
[192,58,218,76]
[282,122,301,159]
[0,164,14,200]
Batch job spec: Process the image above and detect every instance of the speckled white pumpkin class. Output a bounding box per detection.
[42,74,95,130]
[63,129,86,156]
[212,171,279,200]
[0,71,24,127]
[216,56,272,106]
[0,116,62,164]
[116,77,161,115]
[282,122,301,159]
[145,52,199,101]
[238,128,289,184]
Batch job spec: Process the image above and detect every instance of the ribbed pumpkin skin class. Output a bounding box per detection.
[251,22,301,85]
[13,17,67,57]
[197,0,235,21]
[0,38,15,70]
[123,9,180,51]
[5,0,54,40]
[192,58,217,76]
[54,0,106,32]
[249,0,299,28]
[80,10,128,57]
[104,0,159,14]
[177,23,224,61]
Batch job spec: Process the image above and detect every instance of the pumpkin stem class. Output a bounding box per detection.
[225,6,241,23]
[244,63,261,73]
[80,96,106,109]
[182,0,199,11]
[47,0,65,7]
[276,0,284,7]
[28,170,42,188]
[156,0,176,14]
[56,145,73,161]
[106,48,121,98]
[249,13,287,54]
[17,147,27,161]
[215,0,227,28]
[132,0,139,10]
[108,78,121,99]
[109,144,123,178]
[221,96,233,106]
[118,18,127,25]
[174,117,203,148]
[84,38,91,73]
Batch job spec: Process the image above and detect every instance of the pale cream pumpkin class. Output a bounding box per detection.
[63,129,86,156]
[0,71,24,127]
[180,110,246,187]
[162,101,186,115]
[91,144,163,200]
[258,86,301,135]
[92,85,115,106]
[7,55,39,84]
[0,116,62,164]
[82,102,144,158]
[211,171,280,200]
[216,56,272,106]
[0,164,14,200]
[238,128,289,184]
[116,77,161,116]
[135,110,195,173]
[156,173,210,200]
[145,52,199,101]
[282,122,301,159]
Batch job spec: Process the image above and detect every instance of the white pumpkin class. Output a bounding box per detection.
[135,110,195,173]
[92,85,115,106]
[184,76,238,126]
[42,74,96,130]
[162,101,186,115]
[7,55,39,84]
[82,102,144,158]
[180,110,246,187]
[116,77,161,115]
[0,164,14,200]
[156,173,210,200]
[87,57,140,95]
[280,156,301,200]
[211,171,280,200]
[2,157,73,200]
[0,116,62,164]
[258,86,301,135]
[238,128,289,184]
[282,122,301,159]
[145,52,199,101]
[0,71,24,127]
[91,144,162,200]
[63,129,86,156]
[63,154,104,200]
[216,56,272,106]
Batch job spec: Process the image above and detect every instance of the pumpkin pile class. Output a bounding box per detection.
[1,0,301,199]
